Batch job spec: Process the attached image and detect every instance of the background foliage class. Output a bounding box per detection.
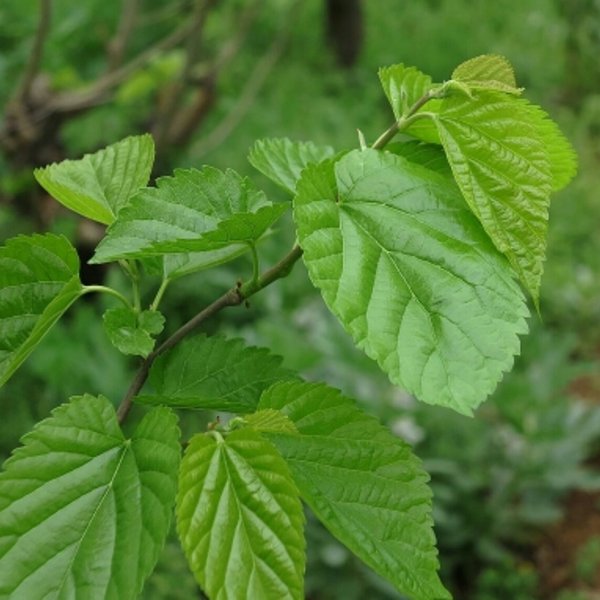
[1,0,599,598]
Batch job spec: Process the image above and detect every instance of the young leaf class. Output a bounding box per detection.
[34,134,154,225]
[434,91,554,301]
[0,395,181,599]
[177,428,305,599]
[91,167,282,277]
[0,234,83,387]
[136,334,293,413]
[248,138,335,194]
[103,307,165,357]
[258,380,450,600]
[378,63,432,120]
[244,408,298,434]
[293,151,528,414]
[451,54,522,95]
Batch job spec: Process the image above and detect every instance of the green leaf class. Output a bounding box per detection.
[91,167,280,278]
[34,135,155,225]
[0,395,181,599]
[451,54,523,95]
[103,307,165,357]
[0,233,83,387]
[177,428,305,600]
[136,334,293,413]
[378,63,433,120]
[258,380,450,600]
[293,150,528,414]
[244,408,298,434]
[434,92,554,301]
[248,138,335,194]
[386,140,453,178]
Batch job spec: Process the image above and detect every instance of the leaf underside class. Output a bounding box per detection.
[177,428,305,599]
[294,150,528,414]
[0,395,180,600]
[34,134,155,225]
[0,233,83,387]
[258,380,450,600]
[137,333,293,413]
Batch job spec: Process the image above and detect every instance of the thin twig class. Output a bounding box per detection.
[107,0,140,72]
[116,244,304,423]
[192,0,300,157]
[15,0,52,104]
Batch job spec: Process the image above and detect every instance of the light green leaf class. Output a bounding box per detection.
[177,428,305,600]
[248,138,335,194]
[0,234,83,387]
[34,135,155,225]
[136,334,293,413]
[0,395,181,600]
[258,380,450,600]
[293,150,528,414]
[91,167,279,278]
[434,92,554,301]
[378,63,433,120]
[103,307,165,357]
[244,408,298,434]
[451,54,522,95]
[386,140,453,178]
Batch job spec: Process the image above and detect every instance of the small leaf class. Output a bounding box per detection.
[92,167,279,278]
[434,91,554,301]
[136,334,293,413]
[244,408,298,434]
[248,138,335,194]
[293,150,528,414]
[0,395,181,599]
[0,234,83,387]
[103,307,165,357]
[452,54,523,95]
[378,63,433,120]
[259,380,450,600]
[177,428,305,599]
[34,134,155,224]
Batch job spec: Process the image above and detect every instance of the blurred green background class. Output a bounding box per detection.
[1,1,600,598]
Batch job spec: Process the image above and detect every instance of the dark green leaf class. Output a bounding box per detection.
[92,167,279,278]
[248,138,335,194]
[136,334,293,413]
[294,150,528,414]
[177,428,305,599]
[103,307,165,357]
[386,141,453,178]
[259,380,450,600]
[0,234,83,387]
[34,135,154,224]
[0,395,180,599]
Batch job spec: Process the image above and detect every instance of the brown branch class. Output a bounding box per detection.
[15,0,52,105]
[116,244,304,423]
[106,0,140,72]
[192,0,300,157]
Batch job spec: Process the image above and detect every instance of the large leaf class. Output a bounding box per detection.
[258,380,450,600]
[34,135,155,224]
[294,150,528,414]
[177,428,305,599]
[92,167,282,278]
[386,140,453,179]
[0,233,83,387]
[451,54,522,95]
[0,395,181,599]
[434,91,554,301]
[248,138,335,194]
[136,334,293,413]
